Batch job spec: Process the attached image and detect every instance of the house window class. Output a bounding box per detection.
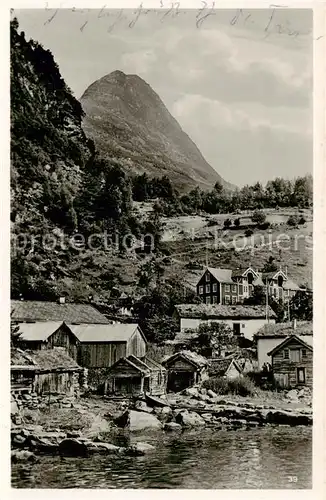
[239,285,243,295]
[242,324,245,328]
[212,296,218,304]
[212,283,217,292]
[244,286,248,293]
[225,295,230,304]
[205,273,210,282]
[290,349,300,363]
[157,372,162,385]
[206,284,210,293]
[225,285,230,292]
[302,349,307,359]
[284,349,289,359]
[233,323,241,335]
[231,296,237,304]
[297,367,306,384]
[199,286,204,294]
[206,296,212,304]
[232,285,237,292]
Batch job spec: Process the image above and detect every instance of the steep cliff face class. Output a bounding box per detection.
[81,71,230,192]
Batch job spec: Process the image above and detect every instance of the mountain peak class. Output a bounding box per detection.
[81,72,232,192]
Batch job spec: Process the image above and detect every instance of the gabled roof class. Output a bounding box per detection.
[162,350,208,369]
[267,335,313,357]
[175,303,276,320]
[262,270,287,282]
[232,267,259,279]
[206,267,234,284]
[17,321,68,342]
[68,323,146,343]
[141,356,166,371]
[255,321,312,338]
[208,358,242,377]
[11,300,110,324]
[107,355,158,375]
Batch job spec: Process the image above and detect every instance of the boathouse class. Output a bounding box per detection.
[104,355,166,397]
[162,350,208,392]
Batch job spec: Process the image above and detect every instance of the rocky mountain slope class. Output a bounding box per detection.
[81,71,231,192]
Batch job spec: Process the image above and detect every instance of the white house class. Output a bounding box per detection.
[173,303,276,341]
[254,321,313,369]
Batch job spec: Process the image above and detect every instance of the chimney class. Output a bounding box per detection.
[59,297,65,305]
[292,318,297,330]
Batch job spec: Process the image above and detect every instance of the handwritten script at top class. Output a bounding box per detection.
[13,3,316,40]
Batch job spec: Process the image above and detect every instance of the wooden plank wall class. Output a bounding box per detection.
[78,342,127,368]
[272,340,313,388]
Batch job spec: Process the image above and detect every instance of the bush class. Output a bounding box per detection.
[252,209,266,225]
[287,215,299,226]
[202,375,257,396]
[245,229,253,237]
[258,221,271,230]
[298,217,306,225]
[234,218,240,228]
[224,218,232,228]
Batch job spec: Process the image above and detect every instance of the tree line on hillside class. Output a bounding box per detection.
[132,173,313,216]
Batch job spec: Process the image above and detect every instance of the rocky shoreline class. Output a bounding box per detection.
[11,387,312,463]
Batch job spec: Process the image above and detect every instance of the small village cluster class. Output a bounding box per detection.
[11,266,313,402]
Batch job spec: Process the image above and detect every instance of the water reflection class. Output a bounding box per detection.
[12,427,312,489]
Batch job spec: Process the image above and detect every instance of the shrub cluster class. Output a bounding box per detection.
[202,375,257,396]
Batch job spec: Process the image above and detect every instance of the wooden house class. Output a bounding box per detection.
[208,357,242,380]
[254,321,313,369]
[162,350,208,392]
[197,268,238,305]
[196,267,301,306]
[104,355,166,396]
[68,323,147,368]
[267,335,313,388]
[173,303,276,340]
[17,321,79,360]
[11,347,83,396]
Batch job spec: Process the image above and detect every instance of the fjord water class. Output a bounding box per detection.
[12,427,312,489]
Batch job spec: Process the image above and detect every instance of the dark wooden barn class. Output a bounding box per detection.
[69,323,147,368]
[162,350,208,392]
[17,321,79,360]
[268,334,313,389]
[104,355,166,397]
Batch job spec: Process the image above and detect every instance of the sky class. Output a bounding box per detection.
[12,8,313,187]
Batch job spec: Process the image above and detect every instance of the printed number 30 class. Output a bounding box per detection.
[288,476,298,483]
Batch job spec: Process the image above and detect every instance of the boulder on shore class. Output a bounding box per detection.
[11,450,37,463]
[58,438,88,457]
[184,387,199,398]
[175,410,206,427]
[129,410,162,431]
[134,401,153,413]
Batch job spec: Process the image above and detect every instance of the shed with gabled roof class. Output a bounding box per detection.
[162,350,208,393]
[104,354,166,396]
[68,323,147,368]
